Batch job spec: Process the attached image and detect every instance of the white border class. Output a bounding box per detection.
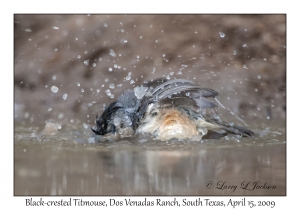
[4,0,296,209]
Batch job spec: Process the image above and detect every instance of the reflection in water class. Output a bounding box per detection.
[14,130,285,195]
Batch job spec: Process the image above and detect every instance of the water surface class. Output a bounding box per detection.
[14,126,286,196]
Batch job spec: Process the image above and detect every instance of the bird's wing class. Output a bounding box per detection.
[199,117,254,137]
[147,79,218,109]
[151,79,196,95]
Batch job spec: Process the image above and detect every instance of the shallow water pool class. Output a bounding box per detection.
[14,126,285,196]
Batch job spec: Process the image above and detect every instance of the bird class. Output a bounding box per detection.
[91,78,254,141]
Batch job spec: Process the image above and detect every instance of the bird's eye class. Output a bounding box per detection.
[152,112,158,117]
[120,123,124,128]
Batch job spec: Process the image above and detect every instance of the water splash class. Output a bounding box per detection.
[219,32,225,38]
[51,86,58,93]
[214,98,247,126]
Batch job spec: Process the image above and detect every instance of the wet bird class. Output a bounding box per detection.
[92,79,254,140]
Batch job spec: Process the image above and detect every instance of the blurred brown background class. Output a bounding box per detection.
[14,14,286,131]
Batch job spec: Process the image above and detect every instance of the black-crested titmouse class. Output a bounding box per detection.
[92,79,254,140]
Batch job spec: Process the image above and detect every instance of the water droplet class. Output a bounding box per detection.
[58,113,64,119]
[52,26,59,30]
[83,123,88,129]
[51,86,58,93]
[92,63,96,67]
[108,67,113,72]
[77,55,81,59]
[242,44,247,47]
[52,75,57,80]
[105,78,109,82]
[24,28,32,32]
[133,86,148,99]
[152,68,156,74]
[140,36,143,39]
[219,32,225,38]
[109,83,115,89]
[233,50,237,55]
[257,75,261,79]
[109,49,116,57]
[63,94,68,100]
[105,89,114,98]
[84,60,89,66]
[77,83,80,86]
[48,108,52,111]
[130,80,135,84]
[81,89,84,93]
[126,75,131,80]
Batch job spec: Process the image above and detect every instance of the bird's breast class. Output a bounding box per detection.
[158,109,198,140]
[138,108,198,140]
